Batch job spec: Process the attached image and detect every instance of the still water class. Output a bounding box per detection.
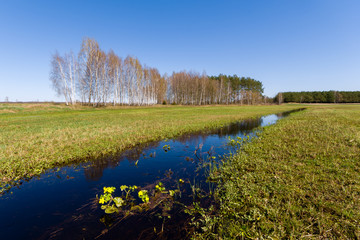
[0,110,298,239]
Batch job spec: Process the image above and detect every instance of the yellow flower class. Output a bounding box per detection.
[99,197,105,204]
[104,186,116,194]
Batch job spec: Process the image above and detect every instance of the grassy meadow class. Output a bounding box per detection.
[0,103,302,190]
[196,105,360,239]
[1,103,359,238]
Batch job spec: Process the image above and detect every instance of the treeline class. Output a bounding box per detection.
[275,91,360,103]
[169,73,264,105]
[50,37,265,106]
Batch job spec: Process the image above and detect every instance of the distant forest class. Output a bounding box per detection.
[50,37,265,106]
[275,91,360,103]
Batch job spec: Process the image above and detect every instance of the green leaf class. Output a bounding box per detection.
[105,205,117,214]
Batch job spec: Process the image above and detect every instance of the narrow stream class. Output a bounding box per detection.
[0,110,300,239]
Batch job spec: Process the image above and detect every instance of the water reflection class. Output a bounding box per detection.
[84,141,161,181]
[84,116,265,182]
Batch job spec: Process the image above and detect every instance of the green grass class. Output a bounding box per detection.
[0,103,302,190]
[197,105,360,239]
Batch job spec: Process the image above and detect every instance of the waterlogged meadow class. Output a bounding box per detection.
[0,105,297,239]
[193,105,360,239]
[0,103,301,190]
[1,103,358,239]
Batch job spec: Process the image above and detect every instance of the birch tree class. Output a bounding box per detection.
[50,51,78,105]
[78,37,100,105]
[107,50,123,105]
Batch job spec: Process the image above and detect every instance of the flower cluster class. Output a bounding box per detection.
[98,180,183,215]
[99,186,115,204]
[103,186,116,194]
[155,182,166,192]
[138,190,149,203]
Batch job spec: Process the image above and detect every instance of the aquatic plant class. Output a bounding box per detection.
[97,181,182,215]
[162,144,171,152]
[98,186,123,214]
[227,135,251,148]
[138,190,149,203]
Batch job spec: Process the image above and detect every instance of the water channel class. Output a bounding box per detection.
[0,110,301,239]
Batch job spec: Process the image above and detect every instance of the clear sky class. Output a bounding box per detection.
[0,0,359,101]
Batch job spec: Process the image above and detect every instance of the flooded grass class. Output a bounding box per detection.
[0,104,302,190]
[0,109,296,239]
[196,105,360,239]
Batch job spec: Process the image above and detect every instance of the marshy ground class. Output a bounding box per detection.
[0,103,359,239]
[0,103,301,189]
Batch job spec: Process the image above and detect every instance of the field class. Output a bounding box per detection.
[0,103,301,190]
[1,103,359,238]
[196,105,360,239]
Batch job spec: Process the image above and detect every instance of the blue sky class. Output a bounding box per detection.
[0,0,359,101]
